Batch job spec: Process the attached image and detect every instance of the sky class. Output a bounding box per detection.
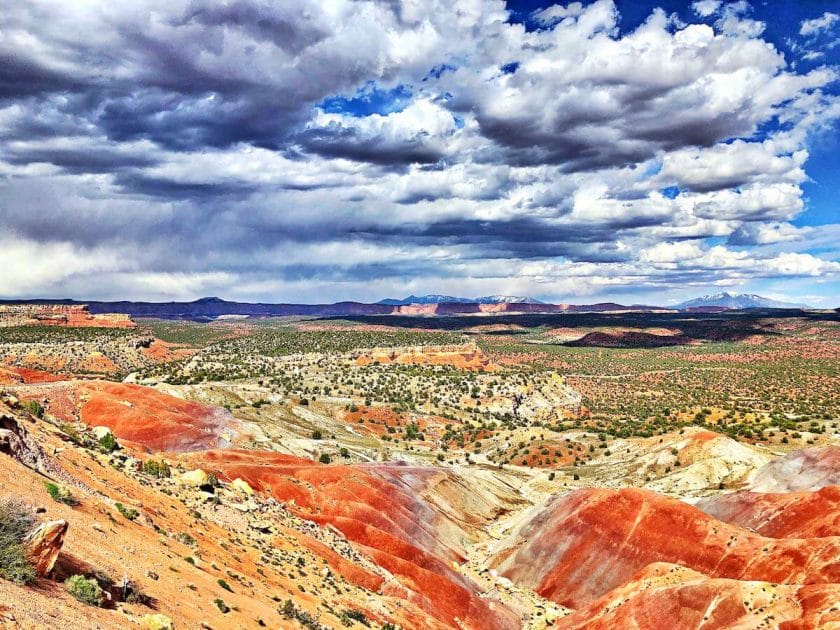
[1,0,839,306]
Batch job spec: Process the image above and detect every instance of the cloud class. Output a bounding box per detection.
[713,1,764,38]
[691,1,721,18]
[640,241,840,278]
[727,222,813,246]
[800,12,839,36]
[443,4,823,173]
[654,141,808,193]
[0,234,122,296]
[533,3,585,25]
[0,0,838,302]
[300,99,459,166]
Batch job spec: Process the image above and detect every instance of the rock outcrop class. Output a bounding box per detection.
[561,562,840,629]
[352,343,498,372]
[0,410,62,477]
[187,449,522,630]
[747,446,840,492]
[177,468,210,487]
[0,304,135,328]
[140,614,174,630]
[637,429,770,495]
[24,520,68,577]
[698,485,840,538]
[74,382,240,452]
[491,487,840,608]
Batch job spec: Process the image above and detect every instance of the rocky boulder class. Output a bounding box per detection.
[178,469,210,487]
[231,478,253,495]
[0,412,61,476]
[24,520,68,577]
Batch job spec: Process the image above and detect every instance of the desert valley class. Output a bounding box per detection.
[0,298,838,629]
[4,0,840,627]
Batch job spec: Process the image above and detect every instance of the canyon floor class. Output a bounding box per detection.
[0,311,838,629]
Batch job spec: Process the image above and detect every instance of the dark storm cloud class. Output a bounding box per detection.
[176,0,330,54]
[112,172,259,198]
[3,147,159,174]
[346,218,635,262]
[95,90,295,151]
[0,0,837,301]
[468,83,770,173]
[2,5,357,153]
[0,54,87,98]
[297,128,444,167]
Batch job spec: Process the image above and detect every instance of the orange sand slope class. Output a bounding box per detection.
[562,563,840,629]
[6,374,839,629]
[493,487,840,609]
[698,485,840,538]
[187,450,520,629]
[25,380,242,452]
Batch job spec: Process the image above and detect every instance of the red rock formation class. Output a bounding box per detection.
[0,366,70,385]
[561,562,840,629]
[698,486,840,538]
[0,304,135,328]
[76,382,240,452]
[24,520,68,577]
[187,450,519,630]
[492,487,840,608]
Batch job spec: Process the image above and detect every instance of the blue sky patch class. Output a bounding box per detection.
[660,186,680,200]
[320,83,413,118]
[500,61,520,75]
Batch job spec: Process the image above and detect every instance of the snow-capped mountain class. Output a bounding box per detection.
[675,292,809,309]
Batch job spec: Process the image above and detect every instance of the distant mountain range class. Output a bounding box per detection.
[377,295,544,305]
[675,292,809,310]
[0,297,665,320]
[0,293,813,321]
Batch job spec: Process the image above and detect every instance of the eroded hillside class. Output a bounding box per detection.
[0,311,838,629]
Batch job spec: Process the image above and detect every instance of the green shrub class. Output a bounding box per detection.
[97,433,119,453]
[404,422,422,440]
[45,482,76,505]
[66,574,104,606]
[142,460,171,478]
[0,499,36,585]
[311,429,322,440]
[176,532,196,546]
[123,584,150,605]
[115,502,139,521]
[339,609,370,627]
[318,453,331,464]
[214,598,230,613]
[217,578,233,592]
[21,400,44,419]
[282,599,295,618]
[280,599,325,629]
